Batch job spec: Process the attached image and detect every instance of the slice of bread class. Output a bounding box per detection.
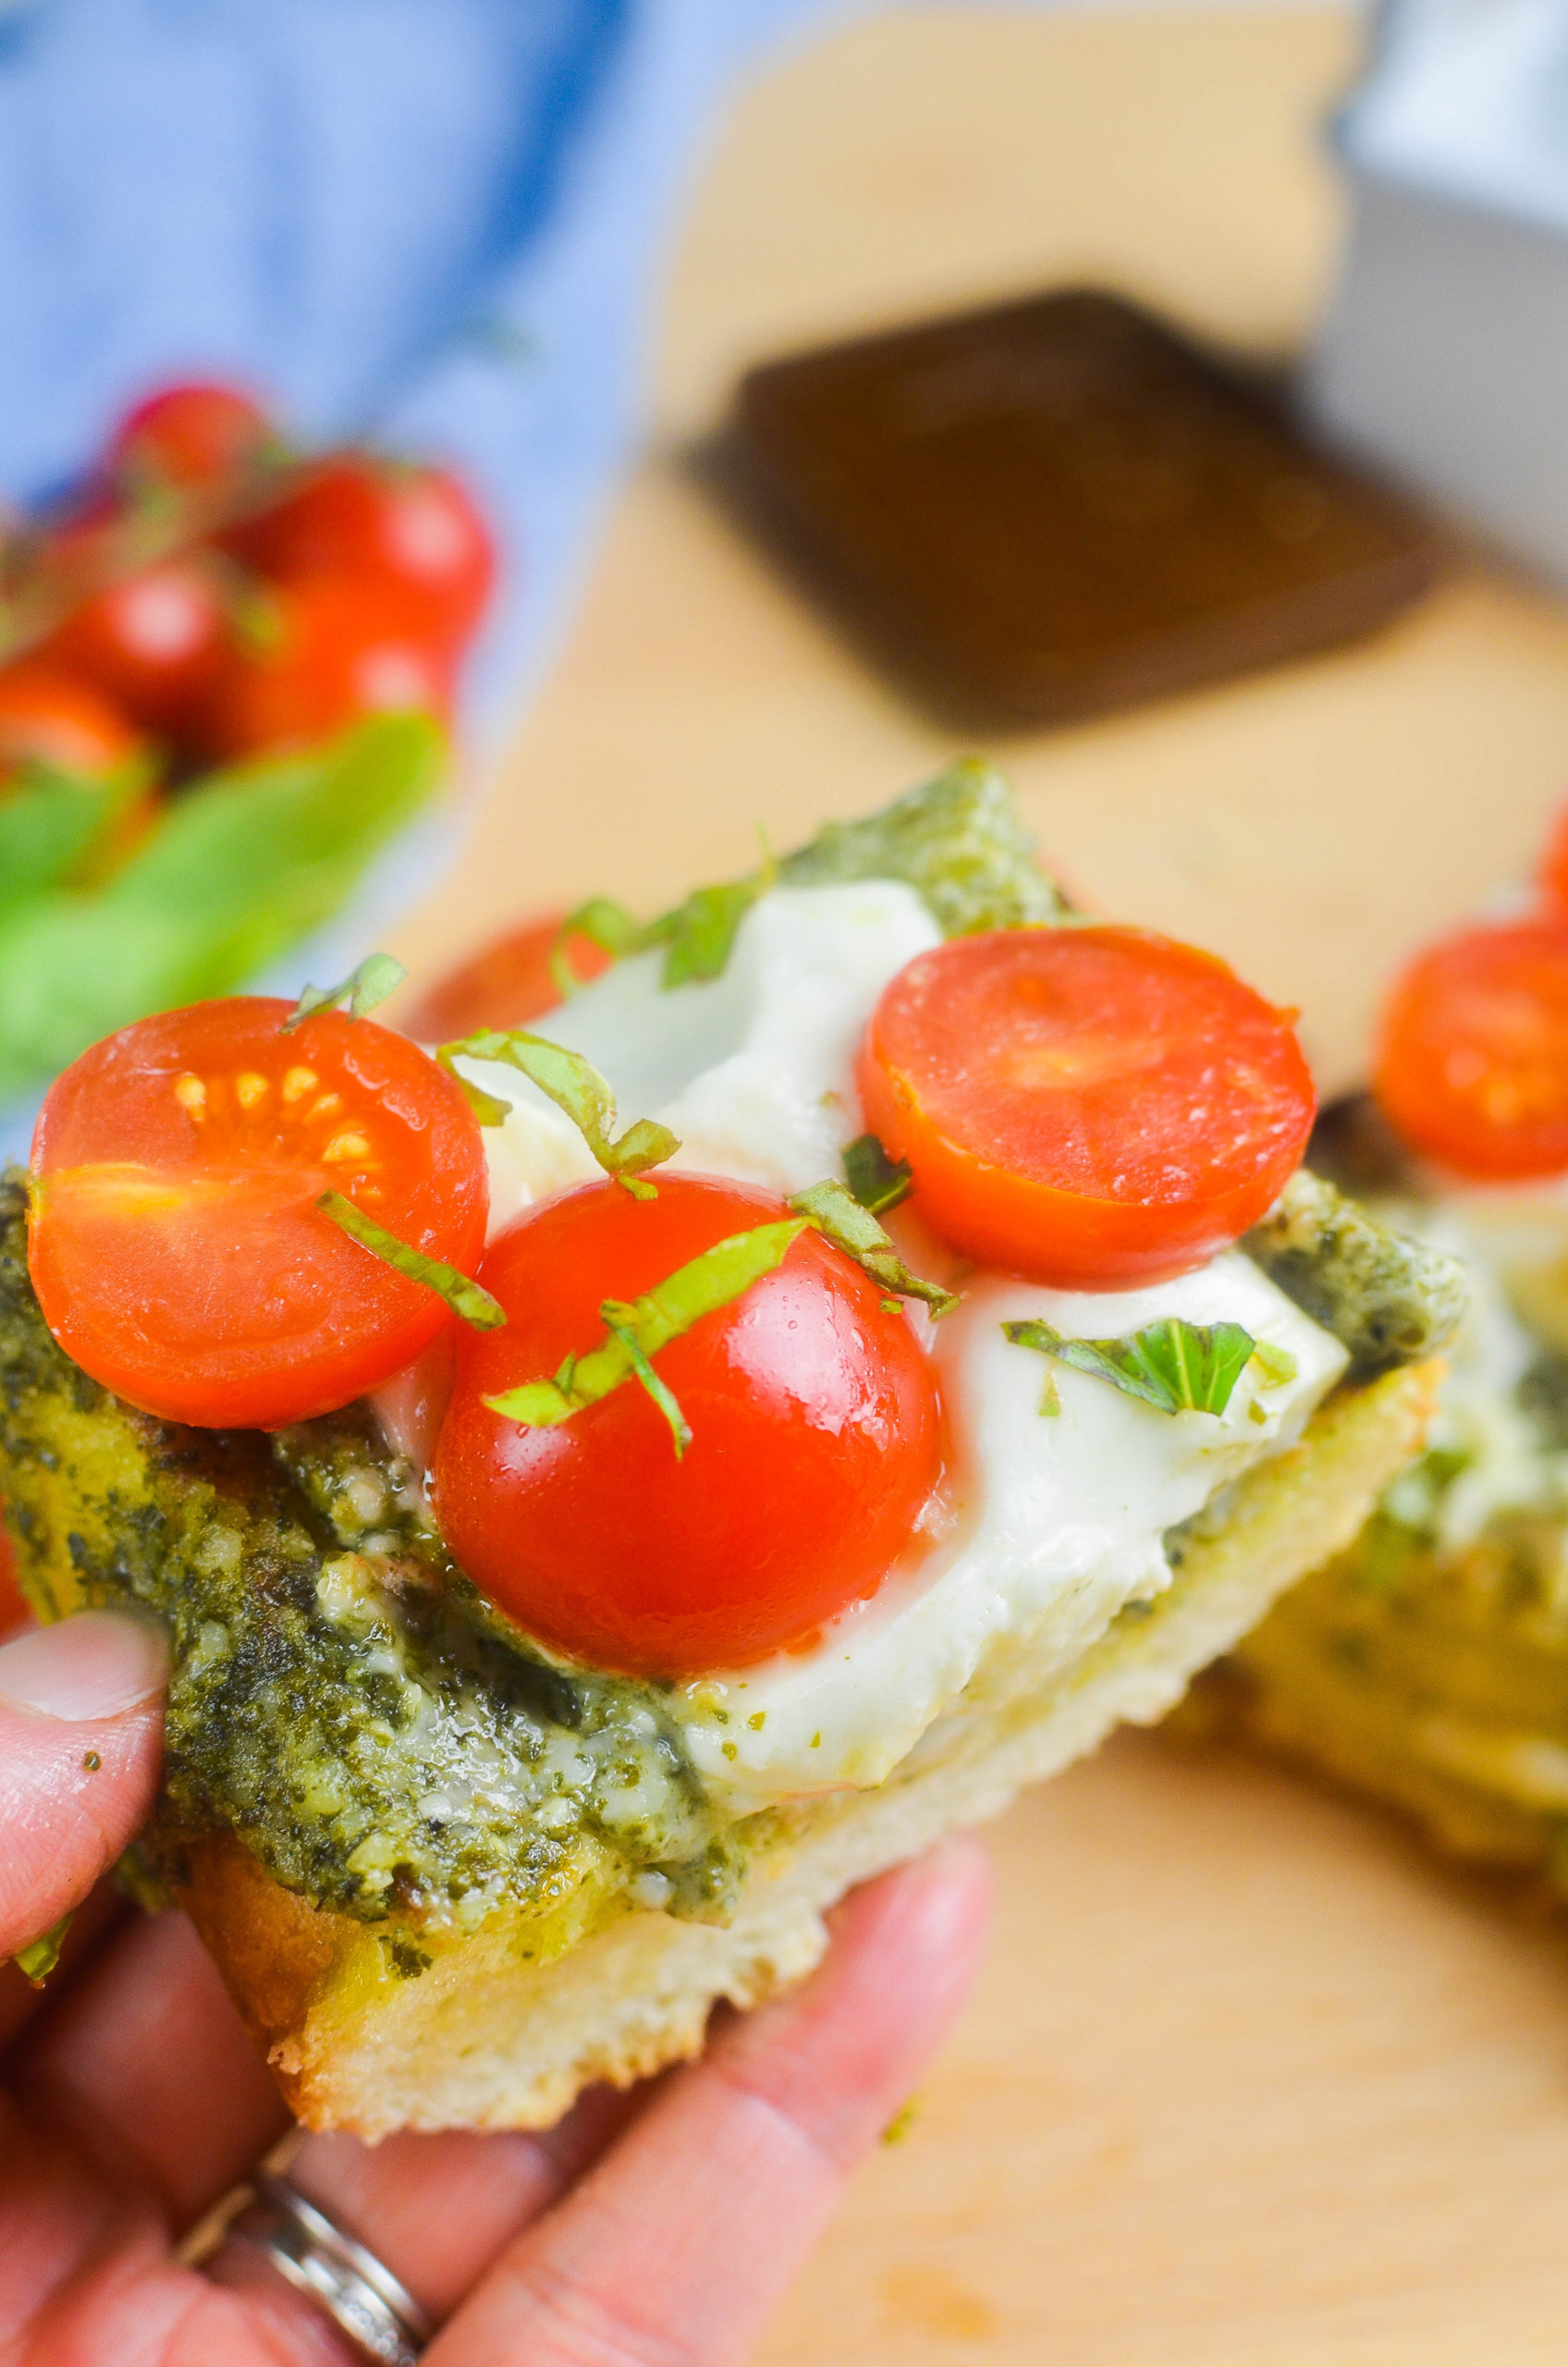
[171,1361,1439,2138]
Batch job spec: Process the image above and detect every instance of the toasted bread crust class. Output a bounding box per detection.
[169,1363,1439,2138]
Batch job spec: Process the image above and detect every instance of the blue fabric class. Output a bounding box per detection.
[0,0,854,742]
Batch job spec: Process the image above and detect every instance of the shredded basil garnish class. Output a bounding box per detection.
[842,1132,913,1216]
[553,759,1067,995]
[788,1179,958,1317]
[283,951,407,1033]
[484,1217,809,1454]
[437,1028,680,1198]
[15,1912,70,1987]
[318,1192,506,1331]
[1003,1315,1257,1417]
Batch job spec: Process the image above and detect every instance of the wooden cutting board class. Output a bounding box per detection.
[388,11,1568,2359]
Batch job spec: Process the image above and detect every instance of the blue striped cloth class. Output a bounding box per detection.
[0,0,853,740]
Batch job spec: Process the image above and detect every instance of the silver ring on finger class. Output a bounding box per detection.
[229,2173,434,2365]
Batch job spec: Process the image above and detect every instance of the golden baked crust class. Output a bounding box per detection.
[170,1362,1439,2138]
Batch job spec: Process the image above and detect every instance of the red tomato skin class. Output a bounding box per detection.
[29,998,488,1429]
[433,1176,942,1678]
[0,1509,28,1638]
[232,455,495,650]
[1375,916,1568,1180]
[399,912,614,1041]
[201,576,453,761]
[1537,800,1568,911]
[0,662,142,781]
[859,927,1316,1290]
[107,380,274,488]
[39,558,228,737]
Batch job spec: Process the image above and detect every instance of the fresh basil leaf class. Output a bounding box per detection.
[0,713,441,1106]
[318,1191,506,1331]
[788,1178,959,1317]
[484,1217,808,1453]
[1003,1315,1257,1417]
[841,1132,913,1216]
[0,765,133,915]
[284,950,407,1032]
[437,1026,680,1196]
[605,1318,692,1459]
[552,897,646,996]
[545,760,1068,1002]
[15,1911,70,1986]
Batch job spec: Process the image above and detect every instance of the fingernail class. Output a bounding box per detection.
[0,1610,167,1721]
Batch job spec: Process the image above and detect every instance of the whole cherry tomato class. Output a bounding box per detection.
[107,380,276,490]
[231,454,494,650]
[433,1175,942,1677]
[0,663,143,782]
[201,577,454,761]
[29,997,489,1429]
[1375,915,1568,1180]
[39,556,229,740]
[399,912,615,1041]
[858,927,1315,1289]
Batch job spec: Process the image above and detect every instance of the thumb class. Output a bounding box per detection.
[0,1611,168,1958]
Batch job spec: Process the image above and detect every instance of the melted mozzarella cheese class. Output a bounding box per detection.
[452,882,1348,1807]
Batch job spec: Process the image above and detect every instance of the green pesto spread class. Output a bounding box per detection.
[0,786,1455,1945]
[0,1180,739,1933]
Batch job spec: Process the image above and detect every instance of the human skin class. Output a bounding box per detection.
[0,1608,989,2367]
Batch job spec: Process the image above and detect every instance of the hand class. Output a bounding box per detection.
[0,1610,989,2365]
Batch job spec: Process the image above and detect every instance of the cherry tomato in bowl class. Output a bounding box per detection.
[858,926,1315,1289]
[230,454,495,651]
[0,662,143,782]
[1375,915,1568,1180]
[39,556,229,739]
[29,997,488,1429]
[433,1175,942,1678]
[199,576,453,761]
[107,380,276,490]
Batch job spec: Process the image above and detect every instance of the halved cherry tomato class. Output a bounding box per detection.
[200,577,453,761]
[1375,915,1568,1179]
[39,556,229,739]
[399,912,614,1041]
[107,380,275,489]
[433,1176,941,1677]
[231,454,495,651]
[29,998,487,1429]
[0,663,143,782]
[858,927,1315,1288]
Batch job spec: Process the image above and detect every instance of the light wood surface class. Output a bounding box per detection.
[389,11,1568,2360]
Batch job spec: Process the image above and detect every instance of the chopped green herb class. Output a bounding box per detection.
[484,1218,809,1452]
[552,758,1067,998]
[788,1179,959,1318]
[1003,1315,1257,1417]
[1250,1340,1299,1390]
[881,2098,921,2145]
[82,1749,101,1771]
[604,1317,692,1460]
[842,1132,913,1216]
[551,896,646,997]
[283,950,407,1033]
[15,1913,70,1986]
[318,1192,506,1331]
[438,1028,679,1197]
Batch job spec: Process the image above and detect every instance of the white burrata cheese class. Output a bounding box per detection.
[449,882,1348,1808]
